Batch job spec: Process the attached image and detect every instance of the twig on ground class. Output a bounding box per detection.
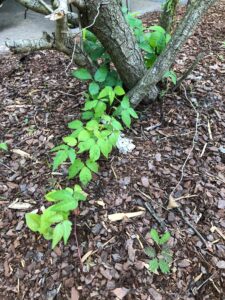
[145,122,162,131]
[175,206,211,249]
[166,86,212,249]
[135,188,167,230]
[191,273,216,295]
[169,85,200,199]
[0,161,17,173]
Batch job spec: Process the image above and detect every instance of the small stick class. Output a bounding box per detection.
[175,207,211,249]
[136,188,167,230]
[200,143,207,157]
[0,161,17,173]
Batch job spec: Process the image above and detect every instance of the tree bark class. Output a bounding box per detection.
[128,0,217,106]
[79,0,146,90]
[15,0,79,27]
[160,0,179,33]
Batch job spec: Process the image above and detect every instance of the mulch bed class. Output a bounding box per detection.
[0,1,225,299]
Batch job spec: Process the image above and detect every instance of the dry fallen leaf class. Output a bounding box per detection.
[108,211,145,222]
[167,194,179,209]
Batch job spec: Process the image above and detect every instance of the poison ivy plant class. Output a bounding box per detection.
[50,62,138,188]
[25,20,175,249]
[145,229,173,274]
[26,185,87,248]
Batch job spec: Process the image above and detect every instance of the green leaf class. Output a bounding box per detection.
[163,70,177,85]
[89,82,100,96]
[149,25,166,34]
[145,246,156,258]
[108,89,115,105]
[98,86,112,99]
[89,144,100,161]
[158,259,170,274]
[78,138,95,153]
[45,190,74,202]
[86,120,99,131]
[78,129,91,142]
[149,258,159,273]
[94,101,107,117]
[149,31,166,54]
[84,100,98,111]
[72,68,92,80]
[50,198,78,212]
[53,150,68,171]
[86,159,99,173]
[104,70,119,87]
[159,231,171,245]
[50,144,68,152]
[121,111,131,128]
[94,66,108,82]
[97,138,112,158]
[114,86,125,96]
[121,96,130,109]
[62,220,72,244]
[74,184,87,201]
[67,148,76,163]
[150,228,160,244]
[25,213,41,232]
[128,108,138,119]
[111,118,123,130]
[108,132,120,146]
[79,166,92,185]
[139,42,154,53]
[82,111,94,120]
[68,120,83,130]
[0,142,8,151]
[68,159,84,179]
[52,223,64,248]
[63,136,77,147]
[161,247,173,263]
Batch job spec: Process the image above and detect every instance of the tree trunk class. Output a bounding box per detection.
[128,0,217,106]
[79,0,146,90]
[5,0,217,107]
[160,0,179,33]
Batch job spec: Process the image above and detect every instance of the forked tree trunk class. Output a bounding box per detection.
[5,0,217,106]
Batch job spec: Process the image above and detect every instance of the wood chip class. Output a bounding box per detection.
[108,211,145,222]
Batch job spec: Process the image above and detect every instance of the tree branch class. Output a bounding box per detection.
[5,32,54,53]
[160,0,179,33]
[15,0,79,27]
[128,0,217,106]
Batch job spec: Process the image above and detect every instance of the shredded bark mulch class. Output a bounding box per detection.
[0,1,225,299]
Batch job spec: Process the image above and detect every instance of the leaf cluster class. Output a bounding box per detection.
[145,229,173,274]
[26,185,86,248]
